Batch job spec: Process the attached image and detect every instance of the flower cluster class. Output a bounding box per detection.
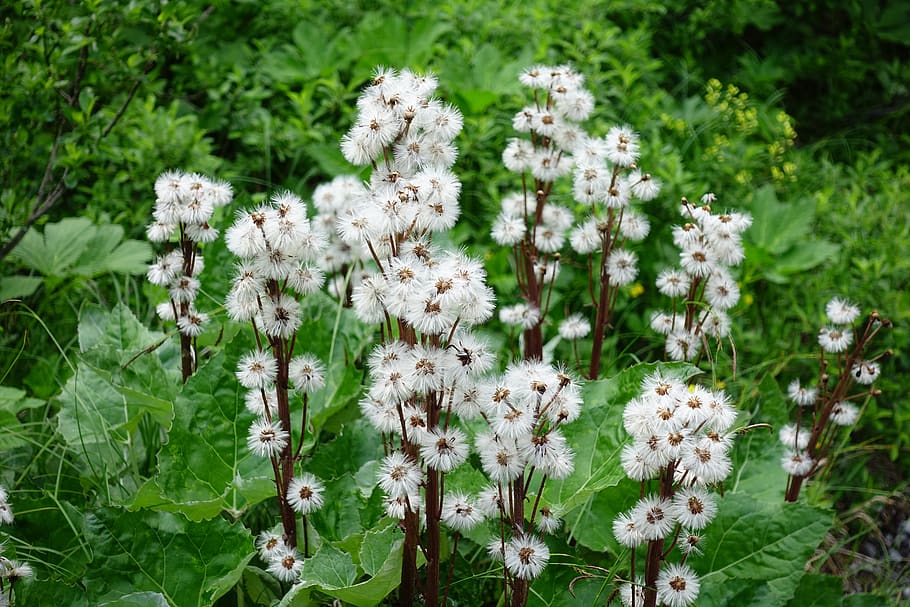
[650,194,750,362]
[333,67,583,602]
[782,297,891,501]
[309,175,371,297]
[491,64,658,376]
[613,371,739,607]
[147,170,233,340]
[225,189,329,568]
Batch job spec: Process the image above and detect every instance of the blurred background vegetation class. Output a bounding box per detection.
[1,0,907,601]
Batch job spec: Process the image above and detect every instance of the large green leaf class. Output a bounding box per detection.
[291,528,406,607]
[728,373,791,501]
[83,508,254,607]
[56,361,144,477]
[744,186,838,282]
[693,493,832,607]
[9,217,151,278]
[10,217,95,276]
[152,348,274,521]
[56,304,176,487]
[786,573,847,607]
[0,274,43,299]
[99,592,171,607]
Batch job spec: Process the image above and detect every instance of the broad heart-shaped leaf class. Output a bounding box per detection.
[693,492,832,607]
[290,530,406,607]
[56,304,176,489]
[56,360,164,485]
[743,185,838,281]
[83,508,254,606]
[560,478,641,553]
[76,302,179,419]
[152,347,274,521]
[728,373,791,501]
[543,362,700,514]
[70,224,152,276]
[14,579,92,607]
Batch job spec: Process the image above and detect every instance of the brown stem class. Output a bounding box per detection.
[509,473,529,607]
[274,336,297,548]
[425,467,441,607]
[400,510,420,607]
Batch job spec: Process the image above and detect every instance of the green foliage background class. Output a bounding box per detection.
[1,0,907,605]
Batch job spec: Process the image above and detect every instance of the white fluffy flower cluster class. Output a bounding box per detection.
[223,191,329,462]
[224,191,328,327]
[0,485,13,526]
[146,170,233,336]
[256,530,308,583]
[338,67,463,242]
[492,64,593,275]
[650,194,751,361]
[493,66,658,358]
[492,65,590,251]
[613,371,738,606]
[309,175,370,296]
[817,295,860,353]
[781,296,882,479]
[367,357,579,579]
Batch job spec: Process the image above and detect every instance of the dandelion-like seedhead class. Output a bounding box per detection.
[147,170,233,340]
[781,297,890,501]
[612,371,737,603]
[495,65,661,360]
[650,195,750,362]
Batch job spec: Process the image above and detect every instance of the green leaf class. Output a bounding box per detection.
[0,385,44,414]
[0,274,43,299]
[56,361,138,475]
[526,533,613,607]
[14,580,93,607]
[358,522,399,577]
[729,374,791,500]
[561,478,641,553]
[240,566,283,607]
[99,592,170,607]
[8,217,151,279]
[9,217,94,276]
[299,543,358,589]
[771,240,840,277]
[694,493,832,606]
[310,473,372,541]
[292,291,372,434]
[56,305,177,486]
[84,508,254,606]
[0,410,28,450]
[104,239,155,274]
[786,573,845,607]
[746,186,813,255]
[296,533,406,607]
[153,348,274,520]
